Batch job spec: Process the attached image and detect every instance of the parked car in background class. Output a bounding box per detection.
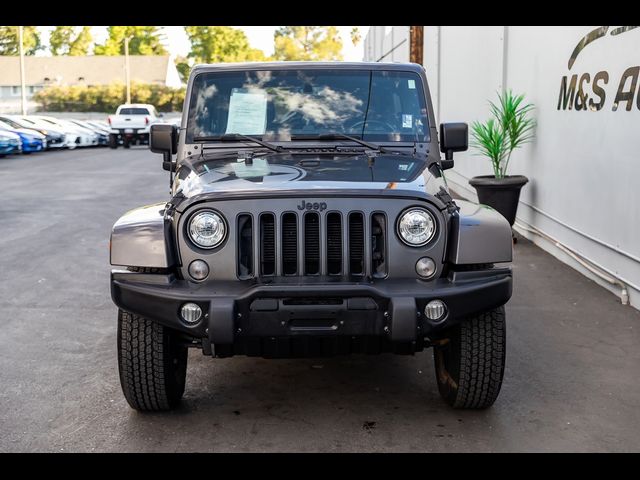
[86,120,111,132]
[68,119,108,146]
[32,116,99,148]
[0,115,66,150]
[0,130,22,156]
[107,103,161,148]
[0,119,45,153]
[16,116,78,149]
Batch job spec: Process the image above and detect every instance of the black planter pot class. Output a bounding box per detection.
[468,175,529,226]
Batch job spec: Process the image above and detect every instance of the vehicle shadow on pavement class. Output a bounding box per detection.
[117,352,510,452]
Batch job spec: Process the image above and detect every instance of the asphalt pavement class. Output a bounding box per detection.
[1,146,639,452]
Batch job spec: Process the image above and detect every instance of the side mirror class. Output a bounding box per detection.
[439,122,468,170]
[150,123,178,171]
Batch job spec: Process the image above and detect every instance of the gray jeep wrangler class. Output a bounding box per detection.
[110,62,513,412]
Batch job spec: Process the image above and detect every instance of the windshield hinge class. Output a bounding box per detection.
[435,186,459,214]
[413,142,429,157]
[365,149,378,165]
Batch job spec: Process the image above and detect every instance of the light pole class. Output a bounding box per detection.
[18,26,27,115]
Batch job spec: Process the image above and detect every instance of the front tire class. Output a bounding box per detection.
[108,134,118,149]
[117,310,188,411]
[433,306,506,409]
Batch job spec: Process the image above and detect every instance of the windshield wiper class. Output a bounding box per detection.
[193,133,283,153]
[291,133,394,154]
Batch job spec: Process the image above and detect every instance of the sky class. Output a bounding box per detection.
[37,26,370,61]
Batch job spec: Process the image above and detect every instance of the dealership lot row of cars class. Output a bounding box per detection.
[0,115,114,156]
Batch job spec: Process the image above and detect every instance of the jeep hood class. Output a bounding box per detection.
[173,152,444,198]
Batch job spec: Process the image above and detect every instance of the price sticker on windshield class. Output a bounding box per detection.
[402,114,413,128]
[226,89,268,135]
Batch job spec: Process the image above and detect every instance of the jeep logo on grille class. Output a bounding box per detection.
[297,200,327,212]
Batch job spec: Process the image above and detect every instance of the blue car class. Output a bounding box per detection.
[0,130,22,156]
[0,120,45,153]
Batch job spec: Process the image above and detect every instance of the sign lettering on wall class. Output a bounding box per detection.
[557,26,639,111]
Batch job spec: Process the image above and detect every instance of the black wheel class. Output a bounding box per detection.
[123,137,131,149]
[433,306,506,409]
[117,309,188,411]
[108,134,118,149]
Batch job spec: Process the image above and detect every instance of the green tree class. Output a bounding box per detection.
[94,26,168,55]
[174,55,192,83]
[49,26,93,56]
[273,26,343,61]
[185,26,267,63]
[350,27,361,47]
[33,82,186,113]
[0,26,41,55]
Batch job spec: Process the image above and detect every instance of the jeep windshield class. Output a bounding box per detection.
[185,69,429,144]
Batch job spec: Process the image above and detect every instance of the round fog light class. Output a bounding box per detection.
[425,300,447,322]
[416,257,436,278]
[180,302,202,324]
[188,259,210,281]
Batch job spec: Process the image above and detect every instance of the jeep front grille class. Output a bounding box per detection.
[236,210,387,279]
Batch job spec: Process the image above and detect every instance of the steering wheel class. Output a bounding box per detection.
[346,119,396,133]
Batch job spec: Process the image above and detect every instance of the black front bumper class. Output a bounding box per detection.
[111,268,512,356]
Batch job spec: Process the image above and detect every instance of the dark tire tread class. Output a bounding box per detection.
[434,306,506,409]
[117,310,187,412]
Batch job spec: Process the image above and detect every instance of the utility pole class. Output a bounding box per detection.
[124,36,131,104]
[18,26,27,115]
[409,26,424,65]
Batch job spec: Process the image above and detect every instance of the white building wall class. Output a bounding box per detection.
[364,26,410,62]
[364,25,640,310]
[165,56,184,88]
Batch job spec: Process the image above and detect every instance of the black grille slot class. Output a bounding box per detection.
[304,212,320,275]
[260,214,275,276]
[371,213,387,278]
[349,212,365,275]
[237,214,253,279]
[326,212,342,275]
[282,213,298,275]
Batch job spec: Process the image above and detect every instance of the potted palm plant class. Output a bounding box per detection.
[469,90,535,228]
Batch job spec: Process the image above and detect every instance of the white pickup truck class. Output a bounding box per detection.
[107,103,162,149]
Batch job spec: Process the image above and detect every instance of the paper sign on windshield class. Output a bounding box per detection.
[225,89,268,135]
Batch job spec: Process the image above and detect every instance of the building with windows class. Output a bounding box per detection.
[364,26,640,310]
[0,55,182,113]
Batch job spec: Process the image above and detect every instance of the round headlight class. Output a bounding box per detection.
[398,208,436,246]
[188,210,226,249]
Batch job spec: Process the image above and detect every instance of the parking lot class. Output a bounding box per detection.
[1,146,639,452]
